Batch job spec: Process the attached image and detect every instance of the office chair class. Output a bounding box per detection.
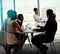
[31,33,57,54]
[49,41,57,54]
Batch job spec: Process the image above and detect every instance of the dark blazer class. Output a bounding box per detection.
[35,18,57,41]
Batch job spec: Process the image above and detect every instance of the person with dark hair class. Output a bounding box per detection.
[14,14,28,53]
[33,8,41,27]
[15,14,24,32]
[5,10,26,54]
[34,8,38,13]
[17,14,24,27]
[31,9,57,54]
[46,9,53,17]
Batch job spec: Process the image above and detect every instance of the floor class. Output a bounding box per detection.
[0,42,60,54]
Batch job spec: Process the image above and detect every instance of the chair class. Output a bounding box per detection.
[0,31,6,46]
[35,41,57,54]
[0,31,7,54]
[31,33,57,54]
[26,32,57,54]
[49,41,57,54]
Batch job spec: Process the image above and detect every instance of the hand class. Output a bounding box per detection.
[32,29,36,31]
[43,21,45,23]
[37,25,40,27]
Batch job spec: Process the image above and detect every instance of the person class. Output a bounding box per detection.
[6,10,18,54]
[15,14,28,51]
[6,12,27,54]
[1,10,18,54]
[1,10,13,31]
[33,8,41,27]
[6,10,20,54]
[15,14,25,32]
[31,9,57,54]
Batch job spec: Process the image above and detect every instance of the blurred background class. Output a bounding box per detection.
[0,0,60,43]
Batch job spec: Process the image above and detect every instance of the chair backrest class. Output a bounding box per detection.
[47,33,56,43]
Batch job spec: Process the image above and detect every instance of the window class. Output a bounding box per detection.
[0,0,2,30]
[3,0,14,20]
[15,0,37,28]
[40,0,60,40]
[1,0,60,42]
[15,0,38,44]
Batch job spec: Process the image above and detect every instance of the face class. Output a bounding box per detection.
[20,15,24,22]
[47,15,49,18]
[35,10,39,14]
[22,17,24,22]
[46,12,49,19]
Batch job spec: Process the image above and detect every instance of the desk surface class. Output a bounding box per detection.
[16,31,45,35]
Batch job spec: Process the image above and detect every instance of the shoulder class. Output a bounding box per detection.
[33,14,36,17]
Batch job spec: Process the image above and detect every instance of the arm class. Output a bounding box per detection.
[33,15,40,23]
[35,27,46,32]
[33,21,48,32]
[14,21,23,32]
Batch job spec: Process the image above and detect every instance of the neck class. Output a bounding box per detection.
[35,13,38,15]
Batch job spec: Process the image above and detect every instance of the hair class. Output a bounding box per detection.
[18,14,23,22]
[11,11,17,20]
[17,14,24,27]
[46,9,53,17]
[7,10,17,20]
[7,10,13,18]
[33,8,38,12]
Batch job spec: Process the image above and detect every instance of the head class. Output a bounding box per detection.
[7,10,17,20]
[33,8,39,14]
[46,9,53,19]
[18,14,24,22]
[12,11,17,20]
[7,10,13,18]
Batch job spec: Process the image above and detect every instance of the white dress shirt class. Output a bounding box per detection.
[33,14,41,26]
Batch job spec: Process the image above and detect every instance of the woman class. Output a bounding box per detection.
[6,13,27,54]
[6,10,18,54]
[15,14,25,32]
[15,14,28,51]
[6,10,25,54]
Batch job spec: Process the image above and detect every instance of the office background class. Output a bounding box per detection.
[0,0,60,42]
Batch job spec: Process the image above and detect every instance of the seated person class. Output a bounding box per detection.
[7,13,28,54]
[15,14,28,49]
[1,10,19,54]
[15,14,25,32]
[2,10,27,54]
[1,10,13,31]
[6,10,19,54]
[31,9,57,54]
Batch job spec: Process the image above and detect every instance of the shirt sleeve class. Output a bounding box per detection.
[33,14,40,23]
[35,21,48,32]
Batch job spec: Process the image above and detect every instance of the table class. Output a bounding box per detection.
[17,31,45,48]
[16,31,34,48]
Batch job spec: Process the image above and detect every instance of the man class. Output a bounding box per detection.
[33,8,41,27]
[31,9,57,54]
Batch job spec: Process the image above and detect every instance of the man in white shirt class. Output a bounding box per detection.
[33,8,41,27]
